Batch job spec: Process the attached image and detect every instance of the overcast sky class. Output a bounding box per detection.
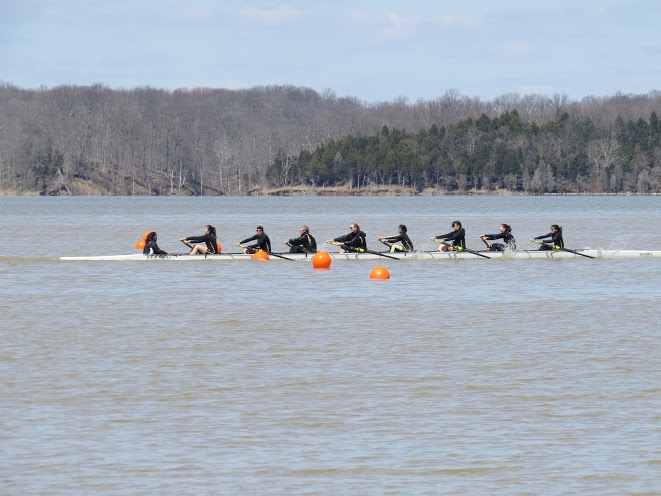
[1,0,659,103]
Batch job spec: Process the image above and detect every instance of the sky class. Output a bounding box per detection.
[1,0,660,104]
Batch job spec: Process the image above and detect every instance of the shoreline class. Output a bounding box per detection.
[1,186,658,197]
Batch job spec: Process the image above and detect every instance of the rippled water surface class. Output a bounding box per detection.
[2,196,660,495]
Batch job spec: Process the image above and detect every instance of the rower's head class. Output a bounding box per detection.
[398,224,407,233]
[300,225,309,234]
[350,223,360,232]
[452,221,462,230]
[551,224,561,233]
[256,226,264,234]
[500,224,511,233]
[205,225,216,236]
[146,231,157,242]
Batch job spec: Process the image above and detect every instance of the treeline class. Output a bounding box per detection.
[0,82,660,195]
[267,109,661,194]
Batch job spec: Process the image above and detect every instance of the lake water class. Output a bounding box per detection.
[1,195,660,495]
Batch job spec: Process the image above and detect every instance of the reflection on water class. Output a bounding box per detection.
[2,196,660,495]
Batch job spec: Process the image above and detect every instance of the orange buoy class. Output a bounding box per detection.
[369,266,390,280]
[216,241,222,254]
[312,251,332,269]
[252,250,270,261]
[137,230,153,249]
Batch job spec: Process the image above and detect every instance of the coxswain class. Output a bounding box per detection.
[143,232,168,255]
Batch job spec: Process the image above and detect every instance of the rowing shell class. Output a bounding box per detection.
[60,249,661,261]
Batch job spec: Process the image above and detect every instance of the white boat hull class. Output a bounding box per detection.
[60,249,661,261]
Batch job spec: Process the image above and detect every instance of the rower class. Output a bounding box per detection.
[286,225,317,253]
[432,221,465,252]
[480,224,516,251]
[378,224,414,252]
[532,224,564,251]
[326,223,367,253]
[237,226,271,254]
[180,225,218,255]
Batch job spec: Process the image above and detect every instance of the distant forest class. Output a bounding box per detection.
[1,83,660,195]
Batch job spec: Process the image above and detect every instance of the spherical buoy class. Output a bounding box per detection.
[135,239,146,250]
[312,251,332,269]
[369,266,390,280]
[252,250,270,261]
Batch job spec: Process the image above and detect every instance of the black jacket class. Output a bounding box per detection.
[241,233,272,252]
[143,240,167,255]
[185,233,218,254]
[534,231,564,249]
[435,228,466,249]
[288,232,317,253]
[382,233,414,252]
[334,230,367,252]
[483,231,516,250]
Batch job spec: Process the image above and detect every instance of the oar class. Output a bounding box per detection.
[377,236,409,256]
[235,242,250,253]
[268,252,295,261]
[327,241,398,260]
[357,248,400,260]
[558,247,595,259]
[377,237,392,248]
[480,235,492,249]
[431,238,490,259]
[456,246,490,259]
[530,239,596,259]
[237,242,294,261]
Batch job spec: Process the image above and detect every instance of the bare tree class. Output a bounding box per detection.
[587,133,621,175]
[2,83,661,195]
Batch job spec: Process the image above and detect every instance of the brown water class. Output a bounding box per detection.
[2,196,660,495]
